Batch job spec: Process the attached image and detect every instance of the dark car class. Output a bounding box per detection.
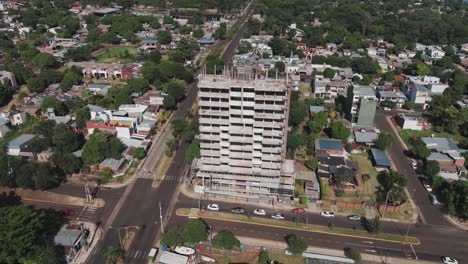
[231,207,245,214]
[58,208,75,216]
[292,208,305,214]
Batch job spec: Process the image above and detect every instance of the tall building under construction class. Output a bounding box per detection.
[192,66,295,201]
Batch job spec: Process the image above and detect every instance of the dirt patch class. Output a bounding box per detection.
[195,244,259,264]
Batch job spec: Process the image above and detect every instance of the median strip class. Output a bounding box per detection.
[176,208,420,245]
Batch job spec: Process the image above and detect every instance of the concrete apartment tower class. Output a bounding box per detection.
[193,66,295,202]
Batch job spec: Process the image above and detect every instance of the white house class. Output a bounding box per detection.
[6,134,36,156]
[398,115,424,130]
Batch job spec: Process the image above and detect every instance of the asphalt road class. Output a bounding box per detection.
[374,111,450,226]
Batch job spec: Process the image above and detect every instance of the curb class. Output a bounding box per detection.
[175,208,421,245]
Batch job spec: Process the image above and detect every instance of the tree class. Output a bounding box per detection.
[416,63,431,76]
[60,71,81,91]
[33,53,56,69]
[411,145,431,159]
[41,96,68,116]
[76,106,91,129]
[274,61,285,73]
[287,132,304,153]
[361,216,382,234]
[50,152,82,175]
[323,68,336,79]
[185,139,200,163]
[182,219,208,244]
[163,80,186,102]
[158,30,172,45]
[376,171,407,204]
[330,122,351,143]
[205,55,224,74]
[27,77,47,93]
[132,148,146,160]
[286,234,307,255]
[192,28,204,39]
[52,124,83,153]
[105,246,122,264]
[0,205,64,264]
[374,132,393,150]
[0,84,14,107]
[213,22,227,40]
[258,251,269,264]
[163,95,176,109]
[238,41,252,54]
[163,16,174,25]
[126,78,150,94]
[361,174,370,185]
[82,131,125,165]
[344,247,361,263]
[161,226,184,247]
[424,160,440,179]
[212,230,240,250]
[305,157,318,171]
[405,101,415,110]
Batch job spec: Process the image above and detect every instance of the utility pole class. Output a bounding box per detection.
[159,201,164,233]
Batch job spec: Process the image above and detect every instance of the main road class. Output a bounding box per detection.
[86,3,255,263]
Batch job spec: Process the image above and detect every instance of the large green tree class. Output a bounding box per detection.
[82,131,125,165]
[330,122,351,143]
[212,230,240,250]
[286,234,307,255]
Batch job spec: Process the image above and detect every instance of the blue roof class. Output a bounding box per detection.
[198,39,214,44]
[316,138,343,151]
[370,148,391,167]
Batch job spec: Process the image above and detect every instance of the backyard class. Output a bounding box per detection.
[95,47,137,63]
[399,129,466,146]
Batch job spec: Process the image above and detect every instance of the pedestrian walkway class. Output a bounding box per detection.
[70,221,101,264]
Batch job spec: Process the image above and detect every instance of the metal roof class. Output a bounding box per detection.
[421,137,459,152]
[99,158,125,170]
[7,134,36,148]
[370,148,391,167]
[309,106,325,113]
[158,251,188,264]
[354,131,378,143]
[427,152,452,161]
[54,226,82,247]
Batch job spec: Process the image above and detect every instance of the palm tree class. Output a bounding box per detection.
[359,174,371,199]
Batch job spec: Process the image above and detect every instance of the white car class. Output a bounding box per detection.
[207,204,219,211]
[320,211,335,218]
[411,161,418,170]
[253,209,267,216]
[347,215,362,221]
[383,107,391,111]
[441,256,458,264]
[271,213,285,220]
[423,182,433,192]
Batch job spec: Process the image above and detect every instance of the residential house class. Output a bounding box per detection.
[397,114,426,131]
[6,134,36,156]
[67,62,142,80]
[0,70,17,87]
[370,148,391,170]
[315,138,344,156]
[139,39,159,51]
[54,224,86,263]
[87,84,111,95]
[0,118,10,138]
[409,85,430,110]
[99,158,126,174]
[0,110,27,126]
[118,104,148,122]
[422,137,467,181]
[312,76,331,99]
[345,85,377,127]
[377,90,407,108]
[354,130,379,147]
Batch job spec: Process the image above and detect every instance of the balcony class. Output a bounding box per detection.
[198,91,229,99]
[199,100,227,108]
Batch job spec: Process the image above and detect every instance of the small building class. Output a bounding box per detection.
[354,130,378,146]
[0,70,17,87]
[6,134,36,156]
[54,224,85,263]
[309,105,325,115]
[0,118,10,138]
[370,148,391,169]
[315,138,344,156]
[158,251,188,264]
[140,39,159,51]
[99,158,126,174]
[398,114,424,131]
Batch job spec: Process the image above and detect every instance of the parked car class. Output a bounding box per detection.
[58,208,75,216]
[411,160,418,170]
[441,256,458,264]
[292,208,305,214]
[253,209,267,216]
[430,194,441,206]
[383,107,391,111]
[271,213,285,220]
[231,207,245,214]
[347,215,362,221]
[207,204,219,211]
[320,211,335,218]
[423,182,433,192]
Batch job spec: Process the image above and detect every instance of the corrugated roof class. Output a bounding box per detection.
[354,131,378,143]
[309,106,325,113]
[370,148,391,167]
[421,137,459,152]
[7,134,36,148]
[158,251,188,264]
[427,152,452,161]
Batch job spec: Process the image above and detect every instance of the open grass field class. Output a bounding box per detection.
[95,47,137,63]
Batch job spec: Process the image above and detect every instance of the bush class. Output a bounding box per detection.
[286,234,307,255]
[258,251,269,264]
[132,147,147,160]
[212,230,240,250]
[361,216,382,234]
[299,196,308,205]
[344,247,361,262]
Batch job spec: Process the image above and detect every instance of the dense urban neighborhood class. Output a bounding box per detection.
[0,0,467,264]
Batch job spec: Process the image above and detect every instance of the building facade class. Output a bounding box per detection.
[194,68,295,200]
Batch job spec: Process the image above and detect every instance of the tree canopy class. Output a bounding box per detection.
[82,131,125,165]
[286,234,307,255]
[212,230,240,250]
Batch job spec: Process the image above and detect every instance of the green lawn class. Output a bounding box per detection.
[350,153,379,199]
[95,47,136,63]
[399,129,466,147]
[267,253,305,264]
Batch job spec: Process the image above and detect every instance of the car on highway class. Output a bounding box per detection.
[441,256,458,264]
[253,209,267,216]
[320,211,335,218]
[58,208,75,216]
[271,213,285,220]
[347,215,362,221]
[423,182,433,192]
[292,208,305,214]
[231,207,245,214]
[207,204,220,211]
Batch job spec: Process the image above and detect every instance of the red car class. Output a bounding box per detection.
[292,208,305,214]
[58,208,75,216]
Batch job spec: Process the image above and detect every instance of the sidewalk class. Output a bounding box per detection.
[70,221,102,264]
[0,187,105,208]
[237,236,437,264]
